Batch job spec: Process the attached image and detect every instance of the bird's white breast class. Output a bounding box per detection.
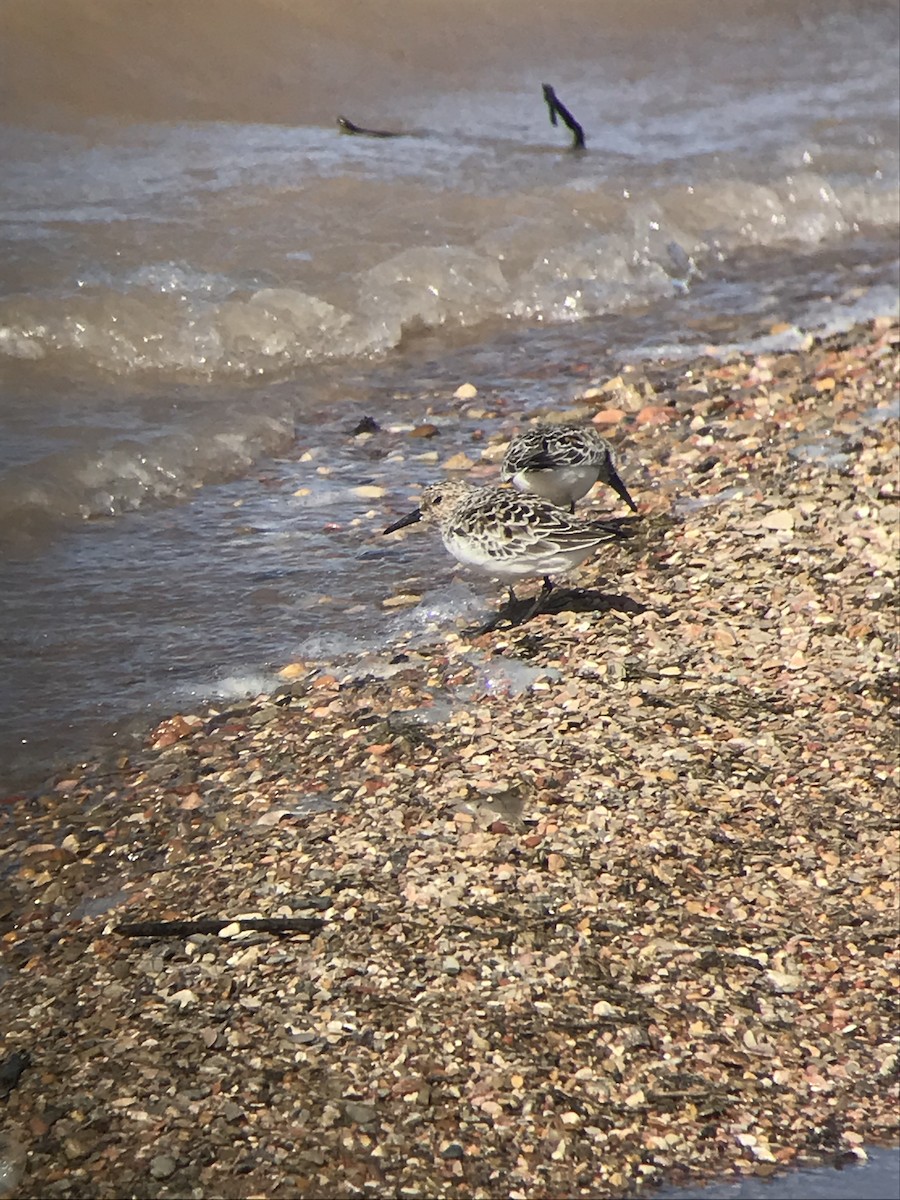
[512,464,598,506]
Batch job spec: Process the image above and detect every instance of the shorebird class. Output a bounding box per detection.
[501,423,637,513]
[383,479,631,631]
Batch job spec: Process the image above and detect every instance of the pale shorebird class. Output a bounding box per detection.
[501,423,637,513]
[383,479,631,632]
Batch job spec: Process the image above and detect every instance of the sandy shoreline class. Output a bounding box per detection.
[1,318,898,1198]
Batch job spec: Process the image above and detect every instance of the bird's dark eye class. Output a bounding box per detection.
[432,494,443,505]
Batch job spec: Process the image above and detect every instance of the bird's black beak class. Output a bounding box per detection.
[606,462,638,513]
[383,508,423,535]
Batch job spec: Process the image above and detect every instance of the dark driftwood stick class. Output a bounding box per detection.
[115,917,324,938]
[542,84,586,151]
[338,86,586,150]
[337,115,404,139]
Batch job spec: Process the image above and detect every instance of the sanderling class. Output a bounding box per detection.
[501,423,637,513]
[383,479,631,631]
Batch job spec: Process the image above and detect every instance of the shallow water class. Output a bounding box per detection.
[0,0,898,790]
[1,249,897,792]
[654,1145,900,1200]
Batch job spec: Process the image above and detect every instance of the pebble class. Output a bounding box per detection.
[149,1155,176,1180]
[278,662,307,680]
[761,508,796,530]
[635,404,678,426]
[441,451,475,470]
[343,1102,378,1126]
[382,593,422,608]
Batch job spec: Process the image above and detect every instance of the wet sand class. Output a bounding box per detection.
[1,318,898,1198]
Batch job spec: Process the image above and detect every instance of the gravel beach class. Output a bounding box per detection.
[1,318,898,1199]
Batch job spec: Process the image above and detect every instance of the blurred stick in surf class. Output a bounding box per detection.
[336,85,587,150]
[337,115,403,138]
[542,83,586,150]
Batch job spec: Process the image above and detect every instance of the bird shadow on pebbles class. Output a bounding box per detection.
[466,586,648,637]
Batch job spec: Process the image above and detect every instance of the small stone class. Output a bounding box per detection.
[454,383,477,400]
[441,1143,465,1160]
[766,969,803,994]
[441,452,475,471]
[592,408,626,425]
[382,593,422,608]
[278,661,307,680]
[299,1147,327,1165]
[255,808,295,826]
[149,1155,176,1180]
[760,508,795,531]
[343,1101,377,1125]
[593,374,625,395]
[354,485,387,499]
[409,424,440,438]
[635,405,678,426]
[150,715,196,749]
[168,989,199,1008]
[247,705,280,727]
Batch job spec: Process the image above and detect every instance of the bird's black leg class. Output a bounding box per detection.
[469,585,519,636]
[517,577,554,624]
[469,580,556,637]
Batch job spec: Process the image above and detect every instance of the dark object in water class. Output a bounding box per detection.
[0,1050,31,1099]
[337,115,403,139]
[337,85,587,150]
[542,83,586,151]
[350,415,381,435]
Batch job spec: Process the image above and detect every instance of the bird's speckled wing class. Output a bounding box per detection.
[446,490,626,562]
[502,426,607,474]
